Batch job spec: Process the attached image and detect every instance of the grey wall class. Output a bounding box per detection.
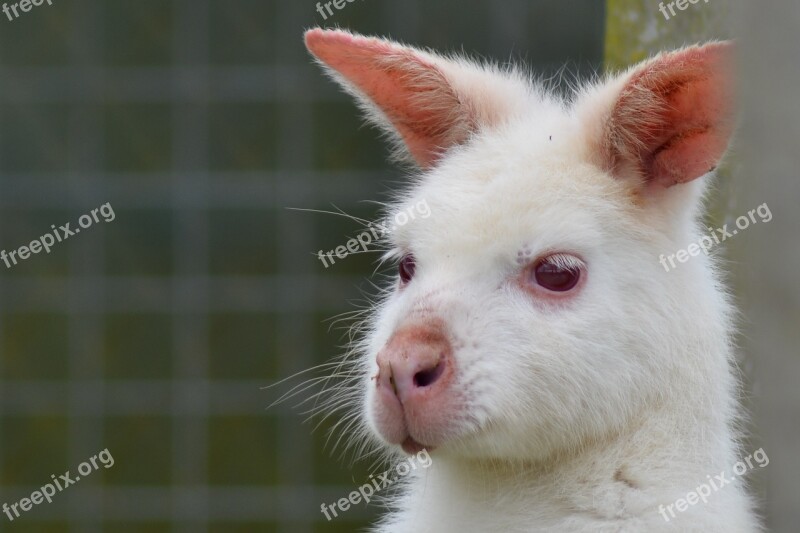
[734,2,800,532]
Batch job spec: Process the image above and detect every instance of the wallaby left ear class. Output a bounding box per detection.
[305,28,528,169]
[582,42,735,189]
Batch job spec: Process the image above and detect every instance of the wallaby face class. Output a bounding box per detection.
[307,28,757,532]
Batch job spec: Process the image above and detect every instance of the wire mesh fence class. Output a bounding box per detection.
[0,1,606,531]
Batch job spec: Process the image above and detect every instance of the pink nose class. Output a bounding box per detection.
[375,321,451,405]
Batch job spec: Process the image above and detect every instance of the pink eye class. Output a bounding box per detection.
[527,254,583,293]
[398,255,416,284]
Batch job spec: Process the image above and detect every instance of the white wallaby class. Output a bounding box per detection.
[305,28,761,532]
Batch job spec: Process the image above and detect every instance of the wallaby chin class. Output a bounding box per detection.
[306,28,762,532]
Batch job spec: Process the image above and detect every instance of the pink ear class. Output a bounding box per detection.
[305,29,472,168]
[603,42,735,188]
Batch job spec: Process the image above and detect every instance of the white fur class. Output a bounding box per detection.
[311,33,761,532]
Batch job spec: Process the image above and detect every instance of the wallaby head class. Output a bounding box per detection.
[305,27,750,531]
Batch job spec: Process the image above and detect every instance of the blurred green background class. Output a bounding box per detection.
[0,1,786,532]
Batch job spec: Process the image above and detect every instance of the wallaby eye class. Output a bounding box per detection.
[398,255,416,285]
[527,254,583,293]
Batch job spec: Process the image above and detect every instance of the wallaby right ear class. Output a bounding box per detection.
[305,28,528,168]
[580,42,735,190]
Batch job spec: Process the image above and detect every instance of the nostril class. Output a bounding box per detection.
[413,358,445,388]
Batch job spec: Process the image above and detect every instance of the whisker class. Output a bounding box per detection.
[260,361,342,391]
[286,206,371,226]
